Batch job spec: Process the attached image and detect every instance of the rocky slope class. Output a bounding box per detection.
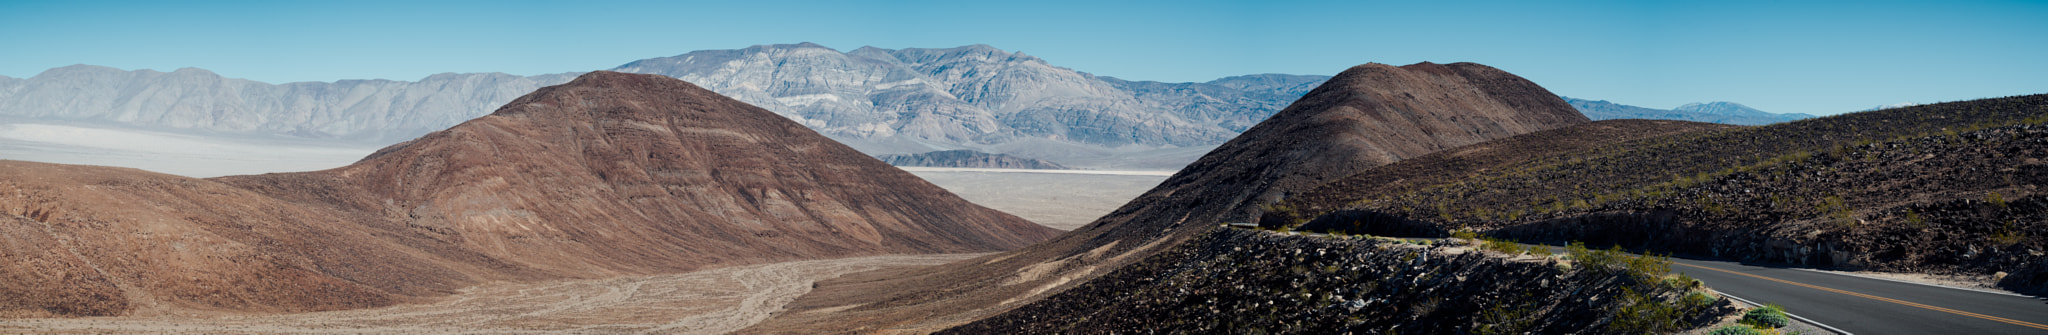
[740,61,1589,333]
[1276,94,2048,294]
[1566,97,1816,125]
[945,228,1733,334]
[876,150,1073,169]
[1273,119,1739,229]
[0,71,1057,318]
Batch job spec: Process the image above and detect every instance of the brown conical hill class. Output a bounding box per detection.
[743,62,1589,333]
[228,71,1060,276]
[0,71,1056,318]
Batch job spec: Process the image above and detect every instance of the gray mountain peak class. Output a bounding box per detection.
[609,43,1307,167]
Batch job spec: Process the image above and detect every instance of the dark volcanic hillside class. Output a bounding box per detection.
[1277,94,2048,293]
[0,71,1056,317]
[876,150,1073,169]
[1272,119,1738,229]
[742,62,1590,333]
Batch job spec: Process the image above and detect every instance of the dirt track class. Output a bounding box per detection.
[1,254,982,334]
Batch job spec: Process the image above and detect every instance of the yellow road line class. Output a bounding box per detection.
[1676,262,2048,331]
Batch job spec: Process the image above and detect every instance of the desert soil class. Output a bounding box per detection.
[1,254,982,334]
[904,168,1170,230]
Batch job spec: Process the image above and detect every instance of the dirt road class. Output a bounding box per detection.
[2,254,983,334]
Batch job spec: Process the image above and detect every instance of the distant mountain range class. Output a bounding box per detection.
[0,44,1320,169]
[0,65,578,142]
[0,43,1831,171]
[1563,97,1817,125]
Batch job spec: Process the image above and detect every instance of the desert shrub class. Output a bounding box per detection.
[1567,242,1672,282]
[1450,228,1481,240]
[1606,287,1688,333]
[1709,324,1765,335]
[1740,304,1790,329]
[1991,220,2026,246]
[1480,237,1526,255]
[1664,275,1703,290]
[1816,195,1854,227]
[1681,291,1717,308]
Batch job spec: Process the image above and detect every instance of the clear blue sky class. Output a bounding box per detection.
[3,0,2044,115]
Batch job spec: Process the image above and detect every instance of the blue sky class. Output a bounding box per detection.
[2,0,2043,115]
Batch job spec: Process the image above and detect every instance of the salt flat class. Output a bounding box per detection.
[906,168,1169,230]
[0,123,375,178]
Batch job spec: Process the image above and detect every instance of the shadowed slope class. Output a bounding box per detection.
[743,62,1589,333]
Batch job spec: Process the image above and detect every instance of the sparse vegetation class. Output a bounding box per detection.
[1816,194,1855,227]
[1566,242,1672,283]
[1480,237,1528,255]
[1709,324,1765,335]
[1740,304,1790,329]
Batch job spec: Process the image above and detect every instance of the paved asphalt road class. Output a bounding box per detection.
[1669,257,2048,334]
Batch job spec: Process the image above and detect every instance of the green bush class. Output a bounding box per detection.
[1566,242,1672,282]
[1708,324,1764,335]
[1681,291,1717,308]
[1450,228,1480,240]
[1480,237,1526,255]
[1740,304,1790,329]
[1606,287,1687,333]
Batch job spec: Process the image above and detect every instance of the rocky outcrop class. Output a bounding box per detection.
[0,71,1058,317]
[876,150,1072,169]
[945,228,1733,334]
[742,62,1590,333]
